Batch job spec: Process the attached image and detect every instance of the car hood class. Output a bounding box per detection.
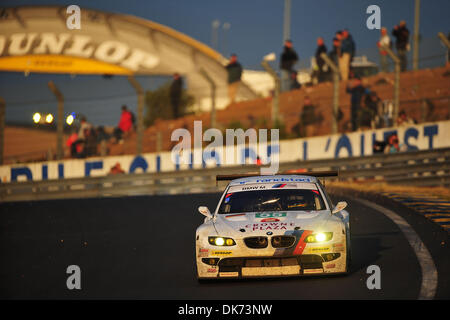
[213,210,333,238]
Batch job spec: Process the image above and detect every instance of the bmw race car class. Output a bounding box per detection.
[195,173,351,279]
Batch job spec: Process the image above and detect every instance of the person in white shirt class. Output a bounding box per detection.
[377,27,391,73]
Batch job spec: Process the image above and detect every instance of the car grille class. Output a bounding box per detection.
[244,236,268,248]
[244,236,295,249]
[218,255,326,276]
[271,235,295,248]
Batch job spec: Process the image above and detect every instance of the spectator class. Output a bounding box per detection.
[129,110,136,130]
[290,71,301,90]
[314,37,328,83]
[343,29,356,62]
[280,39,299,92]
[96,126,110,144]
[119,105,133,133]
[329,37,341,67]
[83,127,98,157]
[96,126,110,156]
[346,77,370,131]
[396,110,416,126]
[66,129,81,157]
[170,73,183,119]
[377,27,391,73]
[364,91,383,128]
[77,116,92,142]
[373,140,387,154]
[72,116,92,156]
[114,105,133,143]
[339,29,353,81]
[109,162,125,175]
[384,133,406,154]
[225,54,243,104]
[392,20,410,72]
[300,96,317,137]
[358,104,373,130]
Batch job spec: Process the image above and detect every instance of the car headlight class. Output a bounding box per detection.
[305,232,333,243]
[208,236,236,246]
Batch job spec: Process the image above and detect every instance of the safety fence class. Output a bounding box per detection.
[1,147,449,202]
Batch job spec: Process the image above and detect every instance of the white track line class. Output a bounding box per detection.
[353,198,438,300]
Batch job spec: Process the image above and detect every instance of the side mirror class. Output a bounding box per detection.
[198,206,212,219]
[332,201,348,215]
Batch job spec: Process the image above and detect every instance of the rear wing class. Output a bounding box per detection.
[216,170,338,182]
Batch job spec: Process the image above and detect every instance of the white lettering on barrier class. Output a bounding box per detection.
[0,121,448,183]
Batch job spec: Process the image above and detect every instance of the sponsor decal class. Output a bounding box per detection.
[219,271,239,277]
[261,218,279,222]
[198,248,209,257]
[207,268,217,273]
[245,222,294,231]
[293,230,313,255]
[255,212,287,218]
[303,268,323,274]
[333,243,345,252]
[256,177,312,183]
[241,185,266,191]
[211,250,233,256]
[224,193,233,203]
[225,213,246,218]
[0,33,160,73]
[325,264,336,269]
[271,183,297,189]
[306,246,331,253]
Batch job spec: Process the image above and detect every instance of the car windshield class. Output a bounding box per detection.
[218,188,326,214]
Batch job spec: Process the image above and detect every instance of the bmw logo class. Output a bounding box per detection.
[266,231,273,235]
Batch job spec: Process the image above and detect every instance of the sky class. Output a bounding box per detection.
[0,0,449,126]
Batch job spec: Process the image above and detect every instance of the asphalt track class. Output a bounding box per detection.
[1,191,449,299]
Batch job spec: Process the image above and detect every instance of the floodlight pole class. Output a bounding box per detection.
[199,68,217,128]
[261,60,280,126]
[283,0,291,43]
[320,53,340,134]
[412,0,421,70]
[381,45,401,125]
[128,75,145,155]
[0,97,4,165]
[48,81,64,160]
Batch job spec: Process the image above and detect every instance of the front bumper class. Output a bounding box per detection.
[196,240,347,279]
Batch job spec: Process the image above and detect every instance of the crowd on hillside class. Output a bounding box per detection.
[166,19,418,135]
[219,20,420,152]
[64,19,438,160]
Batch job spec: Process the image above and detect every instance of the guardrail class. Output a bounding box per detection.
[1,147,449,202]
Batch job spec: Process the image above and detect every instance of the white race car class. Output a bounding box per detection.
[195,173,351,279]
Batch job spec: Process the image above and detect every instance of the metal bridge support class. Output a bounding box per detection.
[199,68,217,128]
[48,81,64,160]
[261,60,281,127]
[128,76,145,155]
[438,32,450,64]
[320,53,340,134]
